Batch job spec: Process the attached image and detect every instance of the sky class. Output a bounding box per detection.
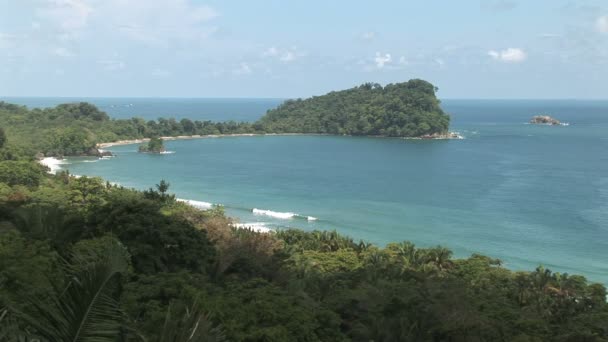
[0,0,607,99]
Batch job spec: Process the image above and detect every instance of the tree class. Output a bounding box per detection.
[0,127,6,148]
[2,239,131,341]
[139,137,165,153]
[69,176,107,214]
[144,179,175,203]
[0,160,47,187]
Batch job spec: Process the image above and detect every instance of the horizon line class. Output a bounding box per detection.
[2,95,608,101]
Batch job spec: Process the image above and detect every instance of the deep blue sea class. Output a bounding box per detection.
[6,97,608,285]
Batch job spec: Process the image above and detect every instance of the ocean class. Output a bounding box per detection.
[7,97,608,285]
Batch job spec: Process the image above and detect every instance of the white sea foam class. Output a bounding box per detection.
[160,151,175,154]
[177,198,214,209]
[39,157,69,174]
[252,208,318,221]
[82,159,99,163]
[252,208,296,219]
[232,222,273,233]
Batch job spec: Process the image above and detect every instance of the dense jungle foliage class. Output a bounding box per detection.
[258,79,450,136]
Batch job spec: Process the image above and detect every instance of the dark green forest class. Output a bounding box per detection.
[258,79,450,136]
[0,89,607,341]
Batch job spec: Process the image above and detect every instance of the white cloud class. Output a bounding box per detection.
[488,47,527,63]
[34,0,219,47]
[597,16,608,33]
[37,0,93,30]
[0,33,17,49]
[190,5,219,22]
[538,33,561,39]
[263,47,279,57]
[52,47,74,57]
[232,62,251,75]
[151,68,172,77]
[262,46,301,63]
[481,0,518,12]
[109,1,219,46]
[279,51,295,62]
[374,52,391,68]
[360,31,376,41]
[98,59,125,71]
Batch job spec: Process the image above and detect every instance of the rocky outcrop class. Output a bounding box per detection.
[530,115,561,125]
[85,147,114,157]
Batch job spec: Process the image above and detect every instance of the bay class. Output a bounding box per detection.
[22,97,607,285]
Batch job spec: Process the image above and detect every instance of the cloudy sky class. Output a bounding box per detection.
[0,0,607,98]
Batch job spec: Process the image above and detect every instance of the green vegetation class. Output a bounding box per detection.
[138,137,166,153]
[0,80,450,159]
[0,101,257,158]
[0,127,6,148]
[0,92,605,340]
[259,79,450,137]
[0,107,607,341]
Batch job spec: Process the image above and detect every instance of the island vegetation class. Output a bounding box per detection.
[258,79,450,137]
[138,137,166,153]
[0,96,607,341]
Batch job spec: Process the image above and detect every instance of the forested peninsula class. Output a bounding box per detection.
[1,84,607,341]
[258,79,450,137]
[0,80,450,158]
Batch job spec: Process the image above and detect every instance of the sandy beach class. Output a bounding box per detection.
[95,133,309,148]
[96,132,463,148]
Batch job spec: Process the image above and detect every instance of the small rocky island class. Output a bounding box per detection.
[530,115,561,125]
[138,137,165,153]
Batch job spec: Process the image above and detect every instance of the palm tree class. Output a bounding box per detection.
[424,246,453,271]
[158,302,225,342]
[11,205,84,247]
[1,240,223,342]
[2,241,130,342]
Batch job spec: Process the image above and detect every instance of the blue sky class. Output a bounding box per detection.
[0,0,607,98]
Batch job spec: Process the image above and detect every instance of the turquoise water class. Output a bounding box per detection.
[44,99,608,285]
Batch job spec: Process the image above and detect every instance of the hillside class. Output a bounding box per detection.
[258,79,451,137]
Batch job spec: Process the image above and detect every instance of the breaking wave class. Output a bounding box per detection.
[176,198,214,209]
[252,208,317,221]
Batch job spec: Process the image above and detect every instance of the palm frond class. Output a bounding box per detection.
[158,302,225,342]
[5,240,130,342]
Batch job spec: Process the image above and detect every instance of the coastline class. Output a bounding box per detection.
[39,157,68,174]
[97,131,463,148]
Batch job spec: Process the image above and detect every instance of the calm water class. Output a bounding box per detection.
[11,97,608,285]
[2,97,284,121]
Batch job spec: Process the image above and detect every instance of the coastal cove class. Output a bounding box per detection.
[53,99,608,286]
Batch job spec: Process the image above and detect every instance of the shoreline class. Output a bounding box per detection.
[97,132,463,148]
